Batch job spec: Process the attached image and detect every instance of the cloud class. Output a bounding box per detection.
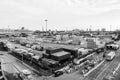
[1,0,120,16]
[61,0,120,15]
[0,0,120,30]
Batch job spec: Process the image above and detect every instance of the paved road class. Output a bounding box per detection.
[0,51,44,80]
[1,52,21,80]
[96,53,120,80]
[82,41,120,80]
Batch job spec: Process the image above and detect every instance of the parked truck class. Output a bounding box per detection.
[106,51,115,61]
[106,43,119,50]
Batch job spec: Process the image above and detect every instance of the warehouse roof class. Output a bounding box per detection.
[42,58,59,64]
[51,51,70,57]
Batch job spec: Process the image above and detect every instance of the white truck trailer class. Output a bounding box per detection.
[106,51,115,61]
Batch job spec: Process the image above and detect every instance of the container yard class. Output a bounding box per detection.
[0,0,120,80]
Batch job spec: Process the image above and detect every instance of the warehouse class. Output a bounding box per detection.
[51,51,71,61]
[45,47,63,55]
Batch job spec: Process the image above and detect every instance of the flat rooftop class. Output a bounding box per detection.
[51,51,70,57]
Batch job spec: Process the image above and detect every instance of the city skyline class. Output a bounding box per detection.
[0,0,120,31]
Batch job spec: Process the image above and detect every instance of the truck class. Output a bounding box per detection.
[106,51,115,61]
[19,69,34,80]
[106,43,119,50]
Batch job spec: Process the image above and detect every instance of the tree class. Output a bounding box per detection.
[21,27,25,30]
[20,33,28,37]
[101,28,106,32]
[33,30,41,35]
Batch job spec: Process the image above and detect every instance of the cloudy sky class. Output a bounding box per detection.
[0,0,120,31]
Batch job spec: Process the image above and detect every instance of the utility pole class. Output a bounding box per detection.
[42,25,44,31]
[45,19,48,32]
[8,25,10,33]
[90,25,92,31]
[8,25,10,29]
[110,25,112,31]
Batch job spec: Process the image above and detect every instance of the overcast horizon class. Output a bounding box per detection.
[0,0,120,31]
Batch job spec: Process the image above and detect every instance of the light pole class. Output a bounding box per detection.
[110,25,112,31]
[45,19,48,32]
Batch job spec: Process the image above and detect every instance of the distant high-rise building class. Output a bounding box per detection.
[86,28,88,31]
[42,26,44,31]
[86,39,98,49]
[89,28,91,31]
[97,29,100,32]
[45,19,48,32]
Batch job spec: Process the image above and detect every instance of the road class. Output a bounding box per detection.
[0,51,44,80]
[1,51,22,80]
[96,42,120,80]
[82,41,120,80]
[96,52,120,80]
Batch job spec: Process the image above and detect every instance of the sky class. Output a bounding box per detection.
[0,0,120,31]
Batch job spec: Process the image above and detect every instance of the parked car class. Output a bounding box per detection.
[54,71,63,77]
